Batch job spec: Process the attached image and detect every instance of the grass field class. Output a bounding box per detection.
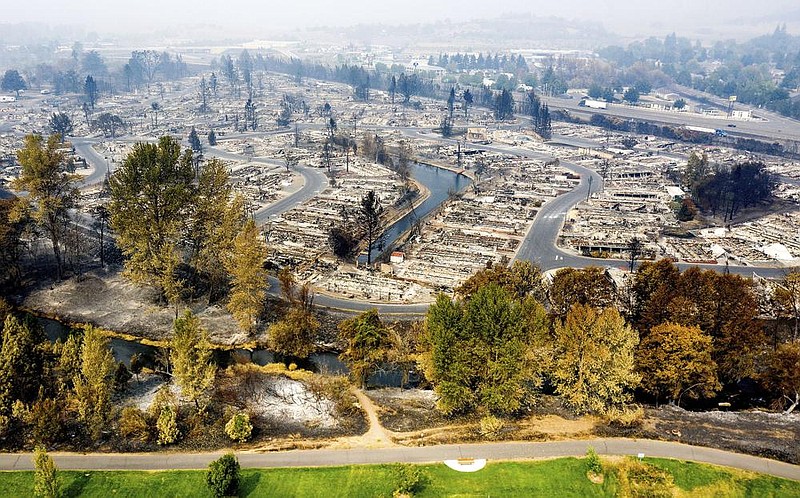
[0,457,798,497]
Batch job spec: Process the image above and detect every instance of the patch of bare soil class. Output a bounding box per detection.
[22,269,256,345]
[598,405,800,465]
[364,388,454,432]
[366,390,598,446]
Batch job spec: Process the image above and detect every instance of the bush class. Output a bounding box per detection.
[118,406,151,443]
[585,446,603,476]
[478,415,504,441]
[148,384,177,418]
[224,412,253,443]
[604,405,645,428]
[27,395,62,445]
[393,463,425,497]
[206,453,241,498]
[156,405,179,445]
[33,446,58,498]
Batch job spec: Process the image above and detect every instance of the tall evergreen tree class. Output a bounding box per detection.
[170,311,216,409]
[225,219,268,333]
[359,190,383,266]
[73,325,116,440]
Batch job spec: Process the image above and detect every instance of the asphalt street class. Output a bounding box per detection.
[0,439,796,481]
[66,117,798,316]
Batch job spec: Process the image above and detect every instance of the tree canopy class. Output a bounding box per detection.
[170,311,216,409]
[109,136,195,294]
[420,285,549,416]
[339,309,394,388]
[552,304,639,414]
[14,134,80,280]
[637,323,720,405]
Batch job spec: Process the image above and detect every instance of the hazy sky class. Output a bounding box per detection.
[4,0,798,38]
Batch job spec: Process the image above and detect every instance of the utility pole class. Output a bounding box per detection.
[587,175,593,201]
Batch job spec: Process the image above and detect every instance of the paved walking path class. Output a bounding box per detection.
[0,439,797,481]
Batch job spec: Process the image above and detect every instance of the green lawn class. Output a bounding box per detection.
[0,457,797,497]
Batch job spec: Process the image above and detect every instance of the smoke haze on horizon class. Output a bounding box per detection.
[3,0,799,41]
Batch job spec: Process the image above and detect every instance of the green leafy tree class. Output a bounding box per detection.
[636,323,720,405]
[224,412,253,442]
[268,308,319,359]
[462,89,473,118]
[225,219,268,333]
[339,309,394,388]
[206,453,241,498]
[2,69,26,98]
[33,446,58,498]
[0,315,47,426]
[48,113,73,142]
[14,134,80,279]
[109,136,194,296]
[420,286,548,416]
[83,75,98,109]
[170,311,216,410]
[493,89,514,120]
[56,333,82,391]
[393,463,425,496]
[552,304,640,414]
[623,87,640,103]
[0,198,28,287]
[207,129,217,146]
[190,160,246,302]
[188,127,202,153]
[73,325,116,440]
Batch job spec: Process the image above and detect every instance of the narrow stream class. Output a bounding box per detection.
[366,162,469,263]
[40,317,413,387]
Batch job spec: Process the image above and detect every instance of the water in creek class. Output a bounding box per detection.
[365,162,469,263]
[39,317,412,387]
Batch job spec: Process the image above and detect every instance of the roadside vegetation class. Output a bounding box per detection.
[1,457,798,498]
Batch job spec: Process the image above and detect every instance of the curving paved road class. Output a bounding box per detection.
[0,439,796,481]
[70,123,797,317]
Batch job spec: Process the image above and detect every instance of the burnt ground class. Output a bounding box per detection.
[367,389,800,464]
[16,268,347,347]
[627,405,800,465]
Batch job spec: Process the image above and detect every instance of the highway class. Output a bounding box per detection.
[540,94,800,144]
[0,439,796,481]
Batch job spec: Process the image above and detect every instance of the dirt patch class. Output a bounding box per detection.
[364,388,455,432]
[516,414,596,437]
[22,269,273,345]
